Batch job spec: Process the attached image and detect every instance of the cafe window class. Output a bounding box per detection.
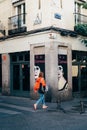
[72,51,87,63]
[10,51,30,63]
[38,0,41,9]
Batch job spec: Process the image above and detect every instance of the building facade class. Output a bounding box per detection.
[0,0,87,102]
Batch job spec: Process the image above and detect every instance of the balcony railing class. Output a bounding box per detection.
[8,13,27,35]
[11,0,23,4]
[74,13,87,25]
[0,21,5,37]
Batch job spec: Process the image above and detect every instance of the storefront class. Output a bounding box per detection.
[0,29,87,101]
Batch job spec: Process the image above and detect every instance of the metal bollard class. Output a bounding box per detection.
[56,99,61,109]
[80,101,85,114]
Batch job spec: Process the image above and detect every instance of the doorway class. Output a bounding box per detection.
[0,55,2,92]
[72,65,87,93]
[72,51,87,97]
[10,51,30,97]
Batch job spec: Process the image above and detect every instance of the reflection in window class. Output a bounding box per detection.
[72,66,78,77]
[72,65,79,92]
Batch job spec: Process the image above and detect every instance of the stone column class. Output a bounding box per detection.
[45,41,58,102]
[30,44,35,99]
[2,54,10,95]
[30,43,45,99]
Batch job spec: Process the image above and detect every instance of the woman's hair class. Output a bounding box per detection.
[39,72,44,77]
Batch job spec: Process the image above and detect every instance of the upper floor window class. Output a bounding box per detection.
[17,3,25,15]
[12,0,24,4]
[16,3,26,26]
[60,0,62,8]
[8,2,26,34]
[75,2,81,14]
[38,0,41,9]
[74,1,87,24]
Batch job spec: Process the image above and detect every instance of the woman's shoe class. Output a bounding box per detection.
[42,105,48,109]
[34,104,37,110]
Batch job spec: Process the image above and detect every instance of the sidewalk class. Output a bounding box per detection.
[0,94,87,114]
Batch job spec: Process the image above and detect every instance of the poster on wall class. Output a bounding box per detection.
[34,55,45,80]
[58,54,68,91]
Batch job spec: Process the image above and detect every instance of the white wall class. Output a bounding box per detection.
[0,31,87,54]
[0,0,87,35]
[51,0,75,30]
[0,0,12,34]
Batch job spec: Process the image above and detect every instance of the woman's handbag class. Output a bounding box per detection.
[38,83,45,93]
[38,83,49,93]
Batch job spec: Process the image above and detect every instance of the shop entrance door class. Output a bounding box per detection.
[0,55,2,92]
[80,65,87,92]
[72,64,87,97]
[11,63,30,97]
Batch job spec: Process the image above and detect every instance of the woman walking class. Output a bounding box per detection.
[33,72,48,110]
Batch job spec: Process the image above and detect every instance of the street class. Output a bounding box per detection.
[0,95,87,130]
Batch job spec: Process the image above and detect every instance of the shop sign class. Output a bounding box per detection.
[54,13,61,19]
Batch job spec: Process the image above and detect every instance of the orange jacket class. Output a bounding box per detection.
[34,77,46,92]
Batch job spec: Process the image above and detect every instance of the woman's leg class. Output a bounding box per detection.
[41,94,48,109]
[41,94,45,105]
[34,93,43,109]
[34,93,48,109]
[36,93,43,105]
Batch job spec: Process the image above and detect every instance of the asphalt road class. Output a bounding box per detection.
[0,95,87,130]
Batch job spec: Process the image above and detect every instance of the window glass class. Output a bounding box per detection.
[12,55,17,62]
[25,53,29,61]
[72,52,76,62]
[19,55,23,61]
[16,3,25,26]
[72,65,79,92]
[72,51,87,63]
